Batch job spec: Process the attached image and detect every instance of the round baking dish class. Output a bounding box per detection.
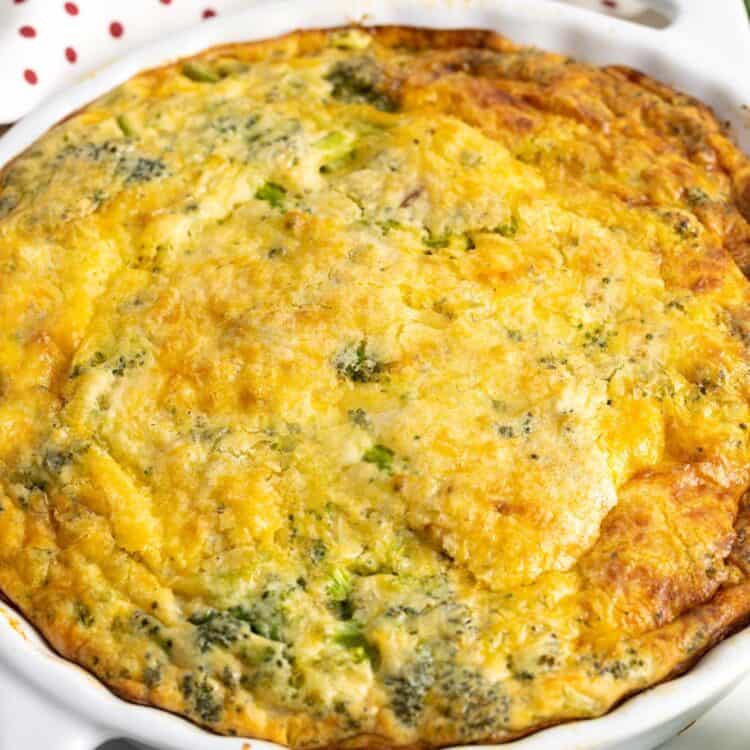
[1,1,750,748]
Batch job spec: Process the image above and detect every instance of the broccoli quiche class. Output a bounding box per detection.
[3,26,750,749]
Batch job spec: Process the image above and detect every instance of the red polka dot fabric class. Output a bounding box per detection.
[0,0,657,124]
[0,0,243,122]
[108,20,124,38]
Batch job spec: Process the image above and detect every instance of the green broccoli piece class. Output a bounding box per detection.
[326,568,353,603]
[74,602,94,627]
[189,592,287,652]
[363,443,394,473]
[188,610,241,652]
[492,215,519,238]
[180,673,222,723]
[423,232,450,250]
[334,620,380,666]
[384,653,435,726]
[229,598,285,642]
[116,114,137,137]
[326,568,355,620]
[255,181,287,210]
[325,58,399,112]
[124,158,167,184]
[182,61,220,83]
[334,340,382,383]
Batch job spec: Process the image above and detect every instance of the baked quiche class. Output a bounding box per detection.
[2,26,750,748]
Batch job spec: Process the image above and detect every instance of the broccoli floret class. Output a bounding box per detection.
[326,568,355,620]
[182,61,221,83]
[110,350,146,376]
[74,602,94,627]
[593,650,646,680]
[385,651,511,736]
[326,568,353,601]
[348,408,371,429]
[13,463,49,494]
[130,611,173,653]
[188,610,242,652]
[143,664,162,688]
[684,186,709,206]
[325,57,399,112]
[180,673,222,723]
[124,157,167,184]
[384,652,435,726]
[319,150,358,174]
[423,232,450,250]
[507,654,535,682]
[189,590,288,652]
[492,215,519,238]
[334,621,380,666]
[310,538,327,562]
[255,181,287,209]
[433,664,510,736]
[363,443,394,473]
[334,340,382,383]
[384,604,423,619]
[43,448,73,473]
[229,595,285,642]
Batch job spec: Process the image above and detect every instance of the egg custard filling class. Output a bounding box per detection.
[2,26,750,748]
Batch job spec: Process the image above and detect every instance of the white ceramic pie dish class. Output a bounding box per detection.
[1,1,750,748]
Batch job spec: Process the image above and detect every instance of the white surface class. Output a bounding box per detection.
[1,1,750,749]
[659,675,750,749]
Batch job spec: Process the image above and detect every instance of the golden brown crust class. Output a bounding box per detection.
[1,24,750,749]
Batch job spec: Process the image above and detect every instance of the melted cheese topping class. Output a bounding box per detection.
[2,27,750,748]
